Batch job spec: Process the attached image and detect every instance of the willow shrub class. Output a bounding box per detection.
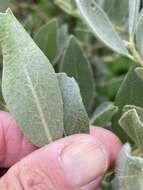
[0,0,143,189]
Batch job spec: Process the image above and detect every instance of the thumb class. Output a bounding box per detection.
[0,134,109,190]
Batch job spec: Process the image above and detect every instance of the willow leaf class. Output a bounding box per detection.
[57,73,89,135]
[90,102,118,127]
[34,19,58,63]
[129,0,140,39]
[112,66,143,142]
[119,108,143,148]
[1,9,64,147]
[114,144,143,190]
[60,35,95,110]
[75,0,129,56]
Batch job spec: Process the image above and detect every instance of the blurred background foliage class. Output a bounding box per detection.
[0,1,141,189]
[0,0,132,109]
[0,1,133,132]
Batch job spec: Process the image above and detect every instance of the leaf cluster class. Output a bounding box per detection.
[1,0,143,189]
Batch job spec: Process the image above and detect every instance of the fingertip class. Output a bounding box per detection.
[1,134,109,189]
[90,126,122,167]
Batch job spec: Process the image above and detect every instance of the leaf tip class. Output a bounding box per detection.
[135,67,143,80]
[119,108,136,127]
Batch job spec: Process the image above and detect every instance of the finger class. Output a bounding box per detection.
[0,134,110,190]
[0,111,37,168]
[82,126,122,190]
[90,126,122,167]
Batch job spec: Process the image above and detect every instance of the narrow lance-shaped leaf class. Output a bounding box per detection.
[129,0,140,39]
[34,19,58,63]
[75,0,130,56]
[113,144,143,190]
[112,66,143,142]
[60,35,95,110]
[119,107,143,148]
[0,9,64,147]
[57,73,89,135]
[90,102,118,127]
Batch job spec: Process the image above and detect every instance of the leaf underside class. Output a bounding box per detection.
[112,66,143,142]
[57,73,89,135]
[1,9,64,147]
[114,144,143,190]
[119,105,143,148]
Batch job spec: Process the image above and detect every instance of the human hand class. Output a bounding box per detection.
[0,112,122,190]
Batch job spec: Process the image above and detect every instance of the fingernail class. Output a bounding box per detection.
[61,137,109,187]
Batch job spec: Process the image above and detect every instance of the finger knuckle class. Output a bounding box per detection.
[2,164,55,190]
[17,164,53,190]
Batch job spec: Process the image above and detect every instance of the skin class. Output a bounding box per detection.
[0,111,122,190]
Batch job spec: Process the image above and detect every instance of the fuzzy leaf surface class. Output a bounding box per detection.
[114,144,143,190]
[1,9,64,147]
[112,66,143,142]
[119,106,143,148]
[57,73,89,135]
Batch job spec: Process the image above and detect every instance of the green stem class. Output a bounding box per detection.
[128,39,143,66]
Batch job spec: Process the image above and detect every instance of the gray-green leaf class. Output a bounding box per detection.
[136,14,143,58]
[75,0,129,56]
[103,0,129,35]
[1,9,64,147]
[57,24,69,52]
[0,0,10,12]
[55,24,69,65]
[57,73,89,135]
[34,19,58,63]
[90,102,118,127]
[112,66,143,142]
[129,0,140,39]
[119,107,143,148]
[60,35,95,110]
[114,144,143,190]
[54,0,77,16]
[123,105,143,116]
[135,66,143,80]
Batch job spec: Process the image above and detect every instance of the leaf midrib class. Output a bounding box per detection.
[24,68,53,142]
